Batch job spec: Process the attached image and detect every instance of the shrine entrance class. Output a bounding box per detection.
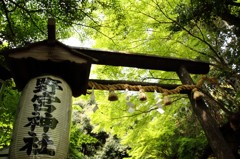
[1,19,235,159]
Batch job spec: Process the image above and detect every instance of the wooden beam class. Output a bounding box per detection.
[177,66,235,159]
[73,47,210,74]
[48,18,56,44]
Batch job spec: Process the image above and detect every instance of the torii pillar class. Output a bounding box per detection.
[177,66,236,159]
[4,19,96,159]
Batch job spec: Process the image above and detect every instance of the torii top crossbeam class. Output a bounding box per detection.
[72,46,209,74]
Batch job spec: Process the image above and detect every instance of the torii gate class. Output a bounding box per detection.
[0,19,235,159]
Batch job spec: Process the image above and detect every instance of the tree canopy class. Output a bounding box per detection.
[1,0,240,158]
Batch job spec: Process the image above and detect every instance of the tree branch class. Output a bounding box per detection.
[111,107,158,120]
[152,0,227,67]
[173,39,219,63]
[8,0,46,35]
[1,0,15,36]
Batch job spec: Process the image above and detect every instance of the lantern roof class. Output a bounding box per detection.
[4,40,97,63]
[3,39,97,97]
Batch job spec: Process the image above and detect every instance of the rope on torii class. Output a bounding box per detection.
[88,81,195,94]
[87,75,218,104]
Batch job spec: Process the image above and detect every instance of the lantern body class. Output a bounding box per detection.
[9,75,72,159]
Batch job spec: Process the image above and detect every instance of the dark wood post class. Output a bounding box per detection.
[177,66,235,159]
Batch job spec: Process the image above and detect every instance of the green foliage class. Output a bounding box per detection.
[94,135,129,159]
[0,0,240,158]
[86,0,240,158]
[0,0,100,47]
[0,79,20,149]
[89,89,207,158]
[69,105,98,158]
[69,103,129,159]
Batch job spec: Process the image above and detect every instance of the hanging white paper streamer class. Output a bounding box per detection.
[89,87,96,105]
[157,107,165,114]
[126,89,135,113]
[92,104,99,112]
[154,90,164,114]
[88,87,99,112]
[127,101,135,113]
